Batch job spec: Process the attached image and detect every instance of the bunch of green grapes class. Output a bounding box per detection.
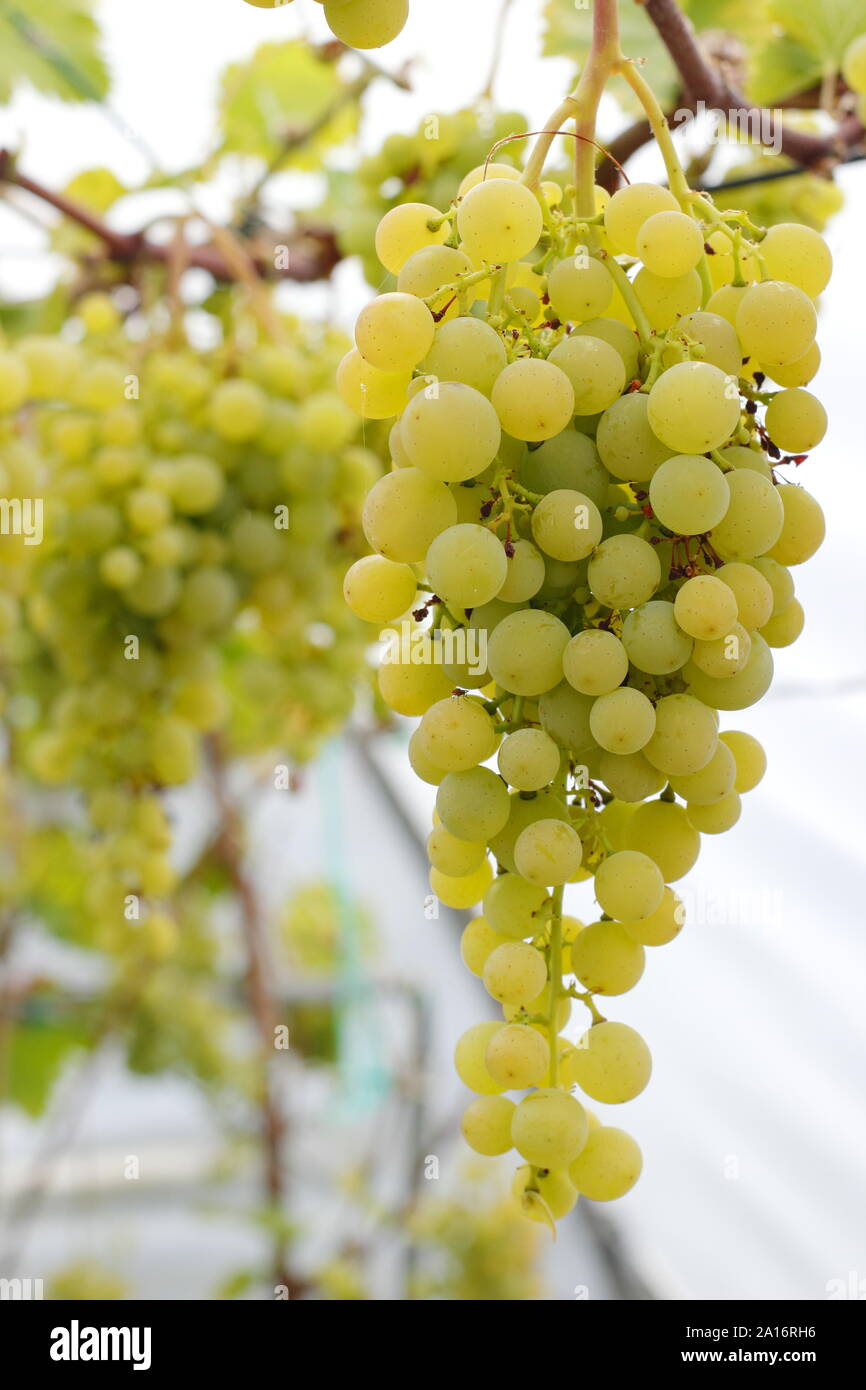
[338,142,828,1223]
[242,0,409,50]
[0,296,381,956]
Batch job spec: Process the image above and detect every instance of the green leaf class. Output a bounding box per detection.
[747,34,823,105]
[7,1019,87,1117]
[49,167,127,262]
[768,0,866,68]
[0,0,108,104]
[219,42,359,169]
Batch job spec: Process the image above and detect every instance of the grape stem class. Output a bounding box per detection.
[547,885,564,1087]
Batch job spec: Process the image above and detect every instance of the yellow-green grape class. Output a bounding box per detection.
[650,453,731,536]
[765,484,825,566]
[323,0,408,47]
[457,162,521,196]
[761,343,821,389]
[735,281,817,366]
[402,382,501,482]
[485,1023,550,1089]
[483,873,548,939]
[100,546,142,589]
[530,488,602,561]
[548,335,626,415]
[669,310,741,376]
[208,378,266,440]
[483,941,548,1005]
[461,1094,516,1155]
[126,487,171,534]
[764,389,827,454]
[498,728,561,791]
[397,244,473,319]
[637,210,705,276]
[596,391,672,482]
[572,318,639,381]
[498,539,546,603]
[634,267,702,330]
[242,0,294,6]
[706,282,752,327]
[415,695,498,772]
[489,790,572,875]
[487,608,572,696]
[456,178,543,263]
[572,1021,652,1103]
[17,335,78,397]
[599,750,665,803]
[684,632,774,711]
[362,467,457,562]
[717,444,773,480]
[437,766,511,841]
[426,522,507,607]
[622,885,684,947]
[644,692,718,777]
[668,740,736,805]
[355,292,435,372]
[514,818,584,886]
[455,1021,507,1094]
[460,916,506,976]
[674,574,739,641]
[547,254,614,322]
[512,1164,578,1221]
[588,533,661,609]
[378,636,454,715]
[687,791,742,834]
[171,455,225,514]
[760,597,805,647]
[716,561,774,631]
[622,601,693,675]
[603,182,679,255]
[720,730,767,793]
[843,33,866,92]
[140,912,179,962]
[492,359,575,442]
[595,849,664,921]
[422,317,507,396]
[759,222,833,298]
[568,1126,642,1200]
[511,1089,589,1168]
[625,800,701,881]
[572,920,645,995]
[429,824,486,877]
[710,470,785,561]
[337,348,411,418]
[691,623,751,678]
[537,683,595,759]
[752,556,795,615]
[563,629,629,697]
[375,203,450,275]
[589,687,657,755]
[430,860,494,909]
[648,362,740,455]
[343,555,417,623]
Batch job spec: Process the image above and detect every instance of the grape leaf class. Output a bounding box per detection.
[49,168,127,266]
[219,42,359,170]
[768,0,866,68]
[8,1019,87,1117]
[747,34,824,105]
[0,0,108,104]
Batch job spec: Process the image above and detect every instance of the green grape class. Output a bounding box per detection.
[436,766,511,841]
[572,918,646,994]
[492,359,575,442]
[717,444,773,480]
[498,539,546,603]
[752,556,795,615]
[362,468,457,561]
[209,378,267,441]
[604,182,679,255]
[765,484,825,565]
[650,453,731,536]
[648,363,741,455]
[322,0,409,48]
[511,1089,589,1167]
[595,849,664,921]
[430,860,493,909]
[498,728,561,791]
[512,1164,578,1221]
[514,818,583,886]
[378,634,454,715]
[547,254,614,322]
[634,267,703,330]
[454,1021,507,1094]
[622,885,684,947]
[637,210,704,277]
[705,282,751,327]
[460,916,506,975]
[674,574,739,641]
[397,244,474,319]
[415,695,499,772]
[537,682,596,758]
[343,554,417,623]
[687,791,742,834]
[761,343,821,389]
[764,389,827,454]
[599,749,665,803]
[426,523,508,607]
[669,740,736,804]
[568,1126,642,1200]
[409,730,448,785]
[760,597,805,647]
[422,317,507,396]
[684,633,774,710]
[337,348,411,418]
[736,281,817,366]
[17,335,79,398]
[457,178,543,263]
[720,730,766,793]
[485,1023,549,1088]
[563,629,629,696]
[691,622,751,678]
[402,382,501,481]
[843,33,866,92]
[461,1095,516,1155]
[760,223,832,298]
[644,692,718,776]
[589,687,657,755]
[625,799,701,881]
[483,873,548,939]
[487,608,572,696]
[483,941,548,1005]
[375,202,451,275]
[355,292,435,372]
[588,534,661,610]
[622,601,693,675]
[99,546,142,589]
[519,427,609,509]
[573,317,640,381]
[297,391,358,450]
[710,470,784,561]
[716,561,773,631]
[530,488,602,561]
[488,790,570,876]
[668,310,741,376]
[571,1021,652,1103]
[596,391,672,482]
[548,335,626,415]
[458,162,521,196]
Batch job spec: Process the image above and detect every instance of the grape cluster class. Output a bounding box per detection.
[242,0,409,50]
[339,149,828,1222]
